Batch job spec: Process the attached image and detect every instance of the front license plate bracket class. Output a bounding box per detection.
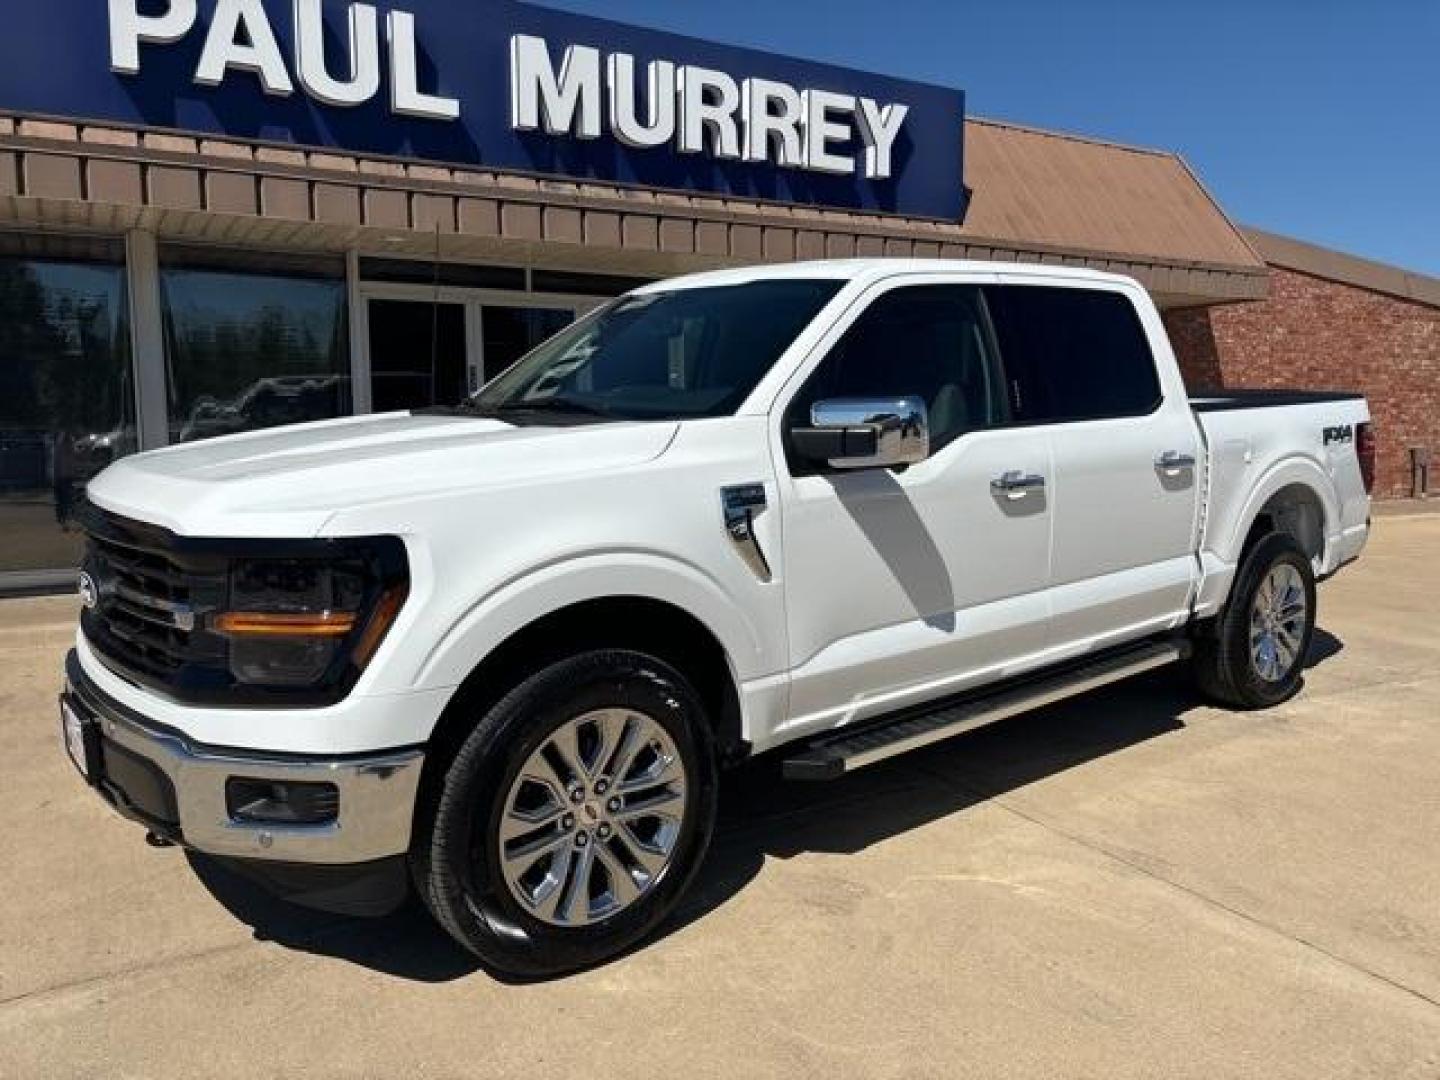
[60,695,103,785]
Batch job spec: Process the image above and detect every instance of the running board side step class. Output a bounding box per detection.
[783,640,1191,781]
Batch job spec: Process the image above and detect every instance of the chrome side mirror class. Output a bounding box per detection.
[792,397,930,470]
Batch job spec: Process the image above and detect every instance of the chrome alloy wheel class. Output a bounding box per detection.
[497,709,688,927]
[1249,563,1308,682]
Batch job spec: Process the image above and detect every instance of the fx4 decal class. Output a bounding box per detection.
[1323,424,1355,446]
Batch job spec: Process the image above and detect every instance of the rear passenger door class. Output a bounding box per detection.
[986,279,1203,657]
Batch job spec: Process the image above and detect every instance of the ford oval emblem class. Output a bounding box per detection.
[77,571,99,611]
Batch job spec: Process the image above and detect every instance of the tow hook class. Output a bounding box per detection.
[145,830,176,849]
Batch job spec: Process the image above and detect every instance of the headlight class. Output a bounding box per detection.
[212,541,408,691]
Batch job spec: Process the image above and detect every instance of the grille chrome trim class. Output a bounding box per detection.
[112,582,198,631]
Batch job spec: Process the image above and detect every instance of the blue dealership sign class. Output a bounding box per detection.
[0,1,967,220]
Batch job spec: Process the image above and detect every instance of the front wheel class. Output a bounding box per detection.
[414,650,718,978]
[1193,532,1318,709]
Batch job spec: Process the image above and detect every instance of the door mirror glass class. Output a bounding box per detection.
[792,397,930,470]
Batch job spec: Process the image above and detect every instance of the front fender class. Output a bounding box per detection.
[412,550,770,693]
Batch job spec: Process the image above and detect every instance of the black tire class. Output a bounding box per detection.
[1193,531,1317,709]
[413,650,718,979]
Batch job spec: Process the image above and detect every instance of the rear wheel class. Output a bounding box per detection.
[1194,532,1317,709]
[414,650,718,978]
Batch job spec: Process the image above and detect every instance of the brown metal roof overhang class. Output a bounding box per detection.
[0,113,1268,306]
[1244,227,1440,309]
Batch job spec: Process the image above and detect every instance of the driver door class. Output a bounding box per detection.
[773,279,1054,742]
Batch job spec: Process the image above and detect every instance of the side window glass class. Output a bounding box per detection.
[789,285,1007,461]
[984,285,1162,423]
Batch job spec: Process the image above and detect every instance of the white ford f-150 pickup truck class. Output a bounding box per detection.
[60,259,1373,976]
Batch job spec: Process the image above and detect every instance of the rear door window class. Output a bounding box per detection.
[984,285,1161,423]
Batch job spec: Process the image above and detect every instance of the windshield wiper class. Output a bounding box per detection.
[493,397,614,419]
[418,397,617,425]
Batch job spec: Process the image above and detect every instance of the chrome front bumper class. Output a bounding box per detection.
[62,651,425,866]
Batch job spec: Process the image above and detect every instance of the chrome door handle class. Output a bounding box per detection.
[1155,450,1197,473]
[991,470,1046,499]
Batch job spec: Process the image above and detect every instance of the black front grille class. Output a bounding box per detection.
[75,501,409,707]
[90,534,194,674]
[78,506,228,695]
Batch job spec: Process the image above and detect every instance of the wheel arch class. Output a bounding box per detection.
[1222,458,1337,572]
[433,592,745,753]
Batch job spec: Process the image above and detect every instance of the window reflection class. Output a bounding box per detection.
[0,248,134,579]
[160,252,349,443]
[481,306,576,383]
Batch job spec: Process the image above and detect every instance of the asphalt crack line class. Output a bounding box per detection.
[939,775,1440,1014]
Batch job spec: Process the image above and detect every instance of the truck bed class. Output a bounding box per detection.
[1190,389,1364,413]
[1191,389,1372,618]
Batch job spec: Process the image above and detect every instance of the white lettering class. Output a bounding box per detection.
[293,0,380,108]
[608,52,675,149]
[387,10,460,120]
[195,0,293,96]
[677,66,741,159]
[109,0,197,75]
[802,89,856,175]
[742,78,804,168]
[510,35,602,139]
[105,10,915,180]
[855,98,908,180]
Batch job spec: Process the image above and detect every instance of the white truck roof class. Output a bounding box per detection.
[634,258,1142,295]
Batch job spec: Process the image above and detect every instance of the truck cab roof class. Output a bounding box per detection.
[633,258,1143,295]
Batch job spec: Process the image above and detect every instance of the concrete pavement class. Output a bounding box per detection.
[2,517,1438,1078]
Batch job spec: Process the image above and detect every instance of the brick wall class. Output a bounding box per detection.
[1164,266,1440,499]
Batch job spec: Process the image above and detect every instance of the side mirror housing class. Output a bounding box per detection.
[792,397,931,470]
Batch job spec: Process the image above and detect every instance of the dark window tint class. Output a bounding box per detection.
[368,300,468,413]
[984,286,1161,423]
[359,258,526,291]
[789,285,1007,454]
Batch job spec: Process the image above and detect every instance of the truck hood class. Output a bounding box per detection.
[86,412,679,537]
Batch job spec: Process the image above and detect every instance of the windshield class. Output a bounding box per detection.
[469,279,844,422]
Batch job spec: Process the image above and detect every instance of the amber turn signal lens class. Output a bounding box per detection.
[213,611,358,638]
[352,585,409,668]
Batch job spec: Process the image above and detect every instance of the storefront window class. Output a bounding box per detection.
[0,235,134,585]
[160,248,349,443]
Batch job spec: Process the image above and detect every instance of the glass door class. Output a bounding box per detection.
[366,299,469,413]
[478,305,579,384]
[360,281,597,413]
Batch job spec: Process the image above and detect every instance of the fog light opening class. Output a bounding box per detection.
[226,778,340,826]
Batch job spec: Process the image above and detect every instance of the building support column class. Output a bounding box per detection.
[125,230,169,451]
[346,250,373,415]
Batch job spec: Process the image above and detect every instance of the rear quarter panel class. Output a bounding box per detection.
[1194,397,1371,616]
